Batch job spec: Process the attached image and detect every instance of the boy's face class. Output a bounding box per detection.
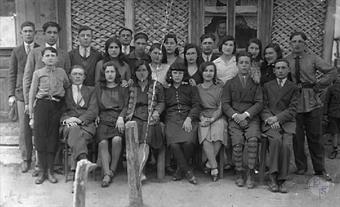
[119,30,132,46]
[290,34,305,54]
[21,26,35,44]
[274,61,290,80]
[78,30,92,48]
[44,26,59,45]
[42,50,57,66]
[134,38,147,53]
[237,56,251,75]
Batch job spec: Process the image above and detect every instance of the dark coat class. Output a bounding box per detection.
[324,80,340,118]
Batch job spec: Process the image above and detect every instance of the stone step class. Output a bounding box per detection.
[0,135,19,146]
[0,122,20,136]
[0,146,21,164]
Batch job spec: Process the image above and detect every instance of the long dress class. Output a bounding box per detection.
[164,84,201,145]
[197,83,227,144]
[95,85,129,141]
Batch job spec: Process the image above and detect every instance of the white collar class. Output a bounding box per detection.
[45,43,57,49]
[24,42,34,47]
[277,78,287,86]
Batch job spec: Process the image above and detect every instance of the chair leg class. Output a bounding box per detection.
[64,143,69,183]
[157,146,165,180]
[259,134,268,185]
[219,145,225,179]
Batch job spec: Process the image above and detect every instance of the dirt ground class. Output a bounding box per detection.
[1,154,340,207]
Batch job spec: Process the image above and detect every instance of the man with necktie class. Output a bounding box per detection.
[8,21,39,173]
[200,33,220,62]
[286,32,335,181]
[119,28,134,56]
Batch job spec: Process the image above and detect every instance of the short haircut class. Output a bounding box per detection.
[119,28,133,36]
[274,59,290,68]
[236,51,252,63]
[163,33,179,56]
[42,21,61,32]
[218,35,237,54]
[41,47,58,56]
[200,33,216,43]
[134,32,148,42]
[21,21,35,31]
[78,25,92,34]
[289,31,307,41]
[70,65,86,75]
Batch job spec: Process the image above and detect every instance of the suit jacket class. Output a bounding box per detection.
[324,80,340,118]
[222,75,263,120]
[8,43,39,101]
[202,52,220,62]
[60,85,98,135]
[23,45,71,104]
[261,79,299,134]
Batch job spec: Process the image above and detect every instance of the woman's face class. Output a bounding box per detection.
[164,38,177,55]
[108,42,120,58]
[105,66,117,83]
[150,48,163,64]
[264,47,278,64]
[248,42,260,59]
[171,70,184,84]
[185,48,198,64]
[222,40,234,55]
[135,65,149,82]
[202,65,215,82]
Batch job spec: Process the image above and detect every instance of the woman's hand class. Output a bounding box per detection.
[182,117,192,133]
[189,78,197,86]
[151,111,160,122]
[200,116,211,127]
[95,117,100,127]
[116,116,125,133]
[29,118,34,129]
[121,80,129,87]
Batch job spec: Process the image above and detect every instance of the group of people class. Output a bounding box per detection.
[8,20,339,194]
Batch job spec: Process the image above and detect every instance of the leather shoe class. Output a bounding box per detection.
[279,181,288,193]
[47,170,58,183]
[246,169,255,189]
[185,170,197,185]
[315,171,332,182]
[21,161,30,173]
[35,173,46,184]
[235,171,245,187]
[172,168,183,181]
[268,174,279,192]
[295,168,307,175]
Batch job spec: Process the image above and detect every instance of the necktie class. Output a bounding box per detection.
[279,79,283,88]
[294,56,301,84]
[76,85,84,106]
[241,76,247,87]
[83,48,87,58]
[26,45,31,54]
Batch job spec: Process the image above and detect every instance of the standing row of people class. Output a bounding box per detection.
[8,21,337,193]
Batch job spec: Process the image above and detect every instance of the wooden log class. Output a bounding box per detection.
[125,121,143,207]
[73,159,97,207]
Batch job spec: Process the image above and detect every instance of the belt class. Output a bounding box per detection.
[41,95,61,102]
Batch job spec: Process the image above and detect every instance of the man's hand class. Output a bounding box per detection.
[270,122,280,129]
[8,96,16,107]
[182,117,192,132]
[29,118,34,129]
[116,116,125,133]
[24,104,29,114]
[265,116,278,125]
[233,113,248,124]
[64,117,82,127]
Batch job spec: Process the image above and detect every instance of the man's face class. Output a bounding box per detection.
[70,68,86,85]
[78,30,92,47]
[217,22,226,37]
[120,30,132,46]
[290,35,305,54]
[274,61,290,79]
[42,49,57,66]
[134,38,147,53]
[21,26,35,44]
[44,26,59,45]
[237,56,251,75]
[201,37,214,55]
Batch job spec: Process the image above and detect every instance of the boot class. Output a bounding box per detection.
[246,169,255,189]
[47,169,58,183]
[235,170,245,187]
[35,172,46,184]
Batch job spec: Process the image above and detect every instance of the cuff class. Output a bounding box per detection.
[244,111,250,117]
[232,113,237,118]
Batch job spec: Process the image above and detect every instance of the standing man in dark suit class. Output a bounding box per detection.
[60,65,97,164]
[8,21,39,173]
[119,28,134,56]
[69,25,102,86]
[222,52,263,189]
[200,33,220,62]
[262,59,299,193]
[286,32,335,180]
[23,21,71,176]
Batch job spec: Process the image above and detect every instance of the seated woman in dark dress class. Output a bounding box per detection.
[126,60,165,182]
[164,62,201,184]
[260,43,283,85]
[95,61,129,187]
[183,43,203,86]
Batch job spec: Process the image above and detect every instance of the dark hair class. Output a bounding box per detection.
[200,61,217,84]
[21,21,35,30]
[100,61,122,86]
[263,43,283,63]
[289,31,307,41]
[274,59,290,68]
[163,33,179,56]
[70,65,86,76]
[119,28,133,36]
[42,21,61,32]
[149,43,167,64]
[246,38,262,61]
[134,32,148,42]
[41,47,58,56]
[166,61,188,85]
[78,25,92,34]
[218,35,236,54]
[183,43,203,68]
[236,51,252,63]
[103,37,125,66]
[131,60,152,84]
[200,33,216,43]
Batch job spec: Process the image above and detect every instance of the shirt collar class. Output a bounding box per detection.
[24,42,34,47]
[79,46,91,57]
[45,43,57,49]
[277,78,287,86]
[72,84,82,89]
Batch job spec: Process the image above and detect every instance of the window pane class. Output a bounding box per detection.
[0,0,15,16]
